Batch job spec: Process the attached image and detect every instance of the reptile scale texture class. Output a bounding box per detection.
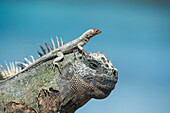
[0,29,118,113]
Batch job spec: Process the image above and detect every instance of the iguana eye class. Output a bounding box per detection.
[89,61,99,69]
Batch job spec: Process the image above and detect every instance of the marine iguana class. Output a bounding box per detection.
[0,29,118,113]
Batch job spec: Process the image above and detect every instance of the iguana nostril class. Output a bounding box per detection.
[113,69,118,76]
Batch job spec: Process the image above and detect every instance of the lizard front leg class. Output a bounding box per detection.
[78,41,84,50]
[78,42,88,54]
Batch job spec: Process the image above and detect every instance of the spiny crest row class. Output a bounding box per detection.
[0,62,21,78]
[0,55,37,79]
[0,36,64,79]
[37,36,64,57]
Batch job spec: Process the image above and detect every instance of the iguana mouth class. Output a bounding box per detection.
[96,76,117,90]
[81,72,117,94]
[96,84,115,97]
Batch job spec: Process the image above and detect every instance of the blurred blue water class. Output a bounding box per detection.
[0,1,170,113]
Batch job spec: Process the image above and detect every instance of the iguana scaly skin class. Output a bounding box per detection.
[0,29,118,113]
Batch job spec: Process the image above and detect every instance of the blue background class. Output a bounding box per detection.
[0,0,170,113]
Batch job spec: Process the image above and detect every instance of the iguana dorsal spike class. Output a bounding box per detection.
[9,62,12,74]
[15,62,19,73]
[30,55,35,62]
[12,62,15,71]
[0,64,8,75]
[44,41,52,52]
[51,38,56,49]
[60,37,64,46]
[39,44,48,54]
[56,36,60,47]
[0,68,5,77]
[37,50,43,57]
[11,62,16,74]
[0,68,4,75]
[4,61,11,74]
[24,58,32,65]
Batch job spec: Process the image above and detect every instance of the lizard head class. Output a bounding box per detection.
[74,50,118,99]
[92,28,102,36]
[80,29,101,46]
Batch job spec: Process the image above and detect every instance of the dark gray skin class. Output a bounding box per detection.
[0,50,118,113]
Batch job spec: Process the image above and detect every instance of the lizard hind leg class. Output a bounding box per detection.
[53,51,64,74]
[53,51,64,65]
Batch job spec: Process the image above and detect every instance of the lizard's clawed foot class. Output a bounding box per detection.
[53,51,64,74]
[53,62,62,75]
[53,52,64,65]
[77,42,88,55]
[81,49,88,54]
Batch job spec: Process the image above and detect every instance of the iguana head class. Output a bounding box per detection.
[73,50,118,99]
